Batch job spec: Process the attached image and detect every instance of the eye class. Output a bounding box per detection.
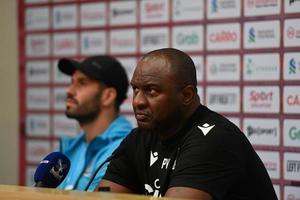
[146,87,158,96]
[78,79,88,86]
[131,86,139,95]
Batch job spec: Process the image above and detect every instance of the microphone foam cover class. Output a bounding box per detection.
[34,152,70,188]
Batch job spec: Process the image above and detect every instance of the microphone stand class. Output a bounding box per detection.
[84,155,113,191]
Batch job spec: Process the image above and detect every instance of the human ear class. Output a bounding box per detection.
[181,85,195,105]
[101,88,117,107]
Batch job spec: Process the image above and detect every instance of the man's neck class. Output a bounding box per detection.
[158,102,200,141]
[80,110,118,143]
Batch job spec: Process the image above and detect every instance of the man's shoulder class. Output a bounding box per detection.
[101,115,133,140]
[184,107,246,148]
[197,106,241,134]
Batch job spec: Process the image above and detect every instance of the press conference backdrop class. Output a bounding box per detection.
[19,0,300,199]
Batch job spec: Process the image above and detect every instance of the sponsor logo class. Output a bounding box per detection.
[208,0,240,18]
[207,23,240,50]
[112,8,134,17]
[245,0,280,16]
[248,27,276,43]
[264,161,278,171]
[247,126,277,137]
[83,36,104,49]
[209,31,237,43]
[286,160,300,172]
[55,10,74,24]
[81,10,105,21]
[284,86,300,113]
[207,55,239,81]
[287,27,300,39]
[210,62,237,74]
[50,159,68,181]
[173,0,203,18]
[161,158,171,169]
[245,57,277,75]
[144,2,165,18]
[80,3,106,27]
[143,34,166,45]
[207,87,240,112]
[144,179,161,197]
[209,93,237,105]
[284,53,300,80]
[289,127,300,140]
[244,119,279,145]
[245,21,279,48]
[28,67,48,76]
[244,87,279,113]
[176,32,199,45]
[284,120,300,147]
[111,37,134,47]
[150,151,158,167]
[28,118,48,131]
[246,58,254,74]
[289,58,297,74]
[250,90,273,107]
[29,38,48,53]
[287,94,300,106]
[246,0,278,8]
[55,39,76,50]
[259,29,274,39]
[211,0,218,13]
[27,89,50,110]
[26,8,49,30]
[197,123,215,136]
[248,27,256,43]
[211,0,237,13]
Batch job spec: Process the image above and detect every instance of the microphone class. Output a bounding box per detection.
[34,152,70,188]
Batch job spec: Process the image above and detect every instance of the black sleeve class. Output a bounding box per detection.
[169,127,245,200]
[103,129,140,192]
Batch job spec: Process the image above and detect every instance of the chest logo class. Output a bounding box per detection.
[197,123,215,136]
[150,151,158,167]
[144,179,161,197]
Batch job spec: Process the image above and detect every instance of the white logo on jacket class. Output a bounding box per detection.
[150,151,158,166]
[144,179,161,197]
[198,123,215,136]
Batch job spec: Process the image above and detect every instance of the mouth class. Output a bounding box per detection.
[65,98,78,107]
[135,112,150,121]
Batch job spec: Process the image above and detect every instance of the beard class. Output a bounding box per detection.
[65,92,101,125]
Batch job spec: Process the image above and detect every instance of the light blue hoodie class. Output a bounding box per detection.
[57,115,132,191]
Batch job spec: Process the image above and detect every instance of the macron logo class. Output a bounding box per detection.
[198,123,215,136]
[150,151,158,167]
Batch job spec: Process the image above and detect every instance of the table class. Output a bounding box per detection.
[0,184,185,200]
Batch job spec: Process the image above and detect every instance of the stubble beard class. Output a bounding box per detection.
[65,93,101,125]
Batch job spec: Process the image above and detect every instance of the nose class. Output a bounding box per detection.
[132,90,147,109]
[66,83,75,97]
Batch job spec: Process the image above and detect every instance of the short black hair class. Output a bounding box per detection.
[141,48,197,91]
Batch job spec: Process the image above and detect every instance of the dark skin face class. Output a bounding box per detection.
[130,56,185,140]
